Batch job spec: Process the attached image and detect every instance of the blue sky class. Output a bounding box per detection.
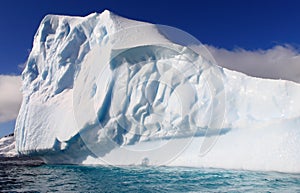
[0,0,300,137]
[0,120,15,137]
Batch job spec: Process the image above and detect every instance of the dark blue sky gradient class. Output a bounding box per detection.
[0,0,300,74]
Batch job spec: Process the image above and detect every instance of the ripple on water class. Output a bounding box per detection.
[0,161,300,192]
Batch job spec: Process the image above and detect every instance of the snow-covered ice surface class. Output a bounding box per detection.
[15,10,300,173]
[0,135,17,157]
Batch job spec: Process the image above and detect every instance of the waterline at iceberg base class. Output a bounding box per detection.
[15,10,300,173]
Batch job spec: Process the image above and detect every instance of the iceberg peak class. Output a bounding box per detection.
[101,9,113,16]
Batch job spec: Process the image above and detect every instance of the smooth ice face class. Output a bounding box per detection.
[15,10,300,173]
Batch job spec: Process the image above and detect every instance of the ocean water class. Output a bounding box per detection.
[0,160,300,192]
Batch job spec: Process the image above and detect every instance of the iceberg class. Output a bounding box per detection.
[0,134,16,157]
[15,10,300,173]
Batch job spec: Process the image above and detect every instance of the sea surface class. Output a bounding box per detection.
[0,158,300,193]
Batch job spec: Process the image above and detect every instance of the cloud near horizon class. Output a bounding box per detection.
[207,44,300,83]
[0,75,22,123]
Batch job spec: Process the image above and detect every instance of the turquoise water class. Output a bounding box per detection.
[1,161,300,192]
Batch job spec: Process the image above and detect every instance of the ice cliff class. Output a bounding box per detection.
[0,134,17,157]
[15,10,300,173]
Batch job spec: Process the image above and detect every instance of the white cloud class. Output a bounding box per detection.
[206,44,300,83]
[0,75,22,123]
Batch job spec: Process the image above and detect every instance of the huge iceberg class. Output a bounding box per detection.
[15,10,300,173]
